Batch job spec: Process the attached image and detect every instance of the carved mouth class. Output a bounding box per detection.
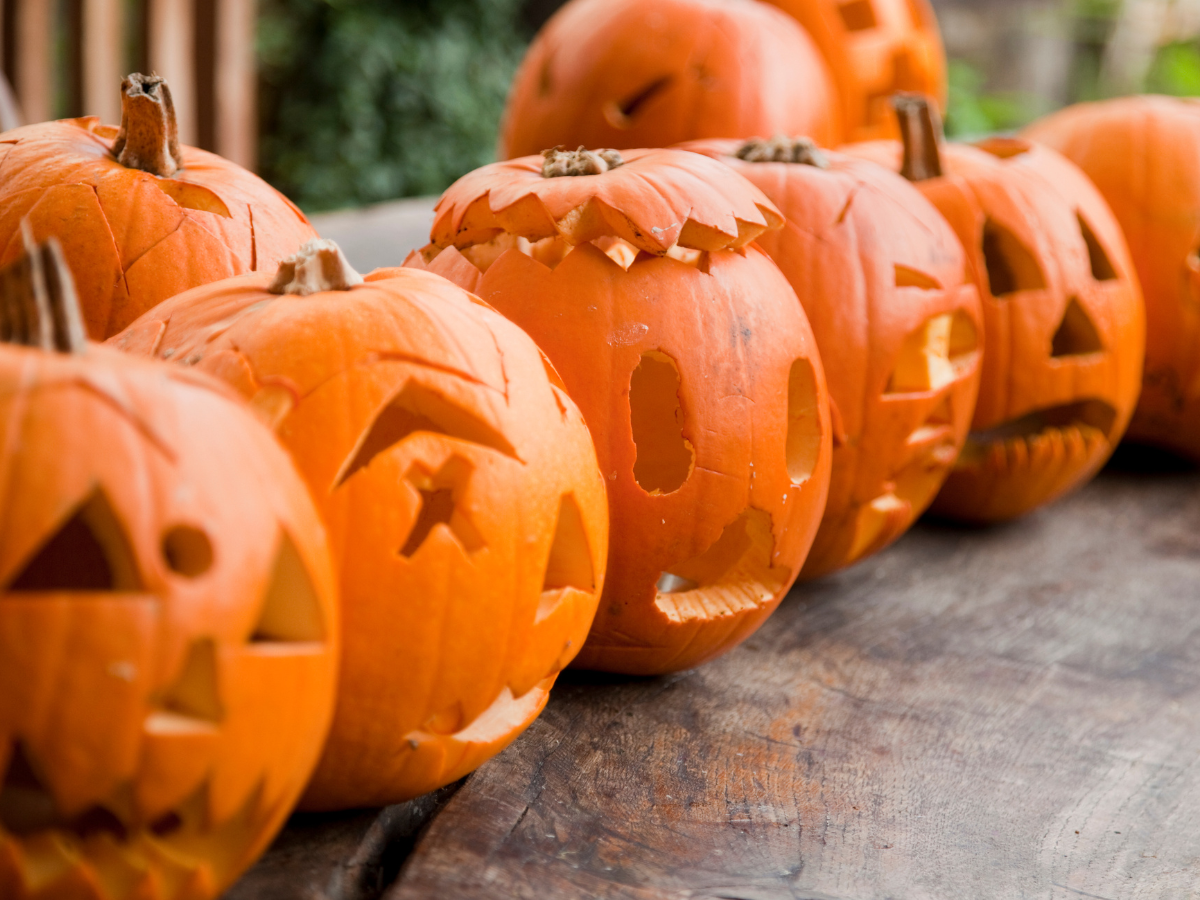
[1,740,268,894]
[962,399,1118,461]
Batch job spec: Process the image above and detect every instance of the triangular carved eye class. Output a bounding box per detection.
[335,380,519,488]
[1052,298,1104,357]
[536,494,596,623]
[1078,214,1117,281]
[251,532,325,643]
[982,219,1046,297]
[8,489,140,591]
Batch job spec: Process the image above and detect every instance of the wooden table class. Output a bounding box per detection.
[225,206,1200,900]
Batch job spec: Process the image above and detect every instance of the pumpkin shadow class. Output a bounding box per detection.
[1104,441,1196,477]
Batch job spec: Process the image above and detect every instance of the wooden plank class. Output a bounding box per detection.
[12,0,52,123]
[81,0,122,123]
[146,0,195,144]
[223,449,1200,899]
[214,0,256,168]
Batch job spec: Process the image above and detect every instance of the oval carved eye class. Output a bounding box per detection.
[162,526,214,578]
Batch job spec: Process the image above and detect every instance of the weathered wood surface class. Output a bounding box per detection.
[226,447,1200,900]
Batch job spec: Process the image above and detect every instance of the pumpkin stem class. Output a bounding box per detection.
[112,73,182,177]
[0,222,88,353]
[893,93,944,182]
[268,239,364,295]
[735,135,829,168]
[542,146,624,177]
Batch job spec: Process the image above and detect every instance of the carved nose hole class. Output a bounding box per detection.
[7,488,140,591]
[630,350,693,495]
[1051,298,1104,357]
[1077,214,1117,281]
[981,219,1045,297]
[401,488,456,557]
[252,531,326,643]
[838,0,877,31]
[606,76,673,128]
[886,311,976,395]
[787,358,822,486]
[398,460,485,558]
[162,525,213,578]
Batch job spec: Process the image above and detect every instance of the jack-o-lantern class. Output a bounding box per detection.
[406,147,832,674]
[112,240,608,810]
[845,97,1145,522]
[0,238,339,899]
[759,0,946,142]
[499,0,842,160]
[0,74,316,340]
[1025,96,1200,461]
[679,137,981,576]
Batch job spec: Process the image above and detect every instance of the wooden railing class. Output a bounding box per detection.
[0,0,256,169]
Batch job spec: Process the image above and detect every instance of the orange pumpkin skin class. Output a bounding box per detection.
[760,0,946,143]
[112,265,608,810]
[499,0,843,160]
[407,148,832,674]
[679,140,981,576]
[0,346,338,899]
[846,137,1145,522]
[0,116,316,340]
[1025,96,1200,462]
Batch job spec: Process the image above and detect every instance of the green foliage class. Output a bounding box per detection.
[258,0,529,211]
[1146,42,1200,97]
[945,60,1042,139]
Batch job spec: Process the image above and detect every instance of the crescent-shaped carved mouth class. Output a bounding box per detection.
[961,399,1118,461]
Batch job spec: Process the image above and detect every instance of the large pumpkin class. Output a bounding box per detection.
[499,0,842,160]
[112,240,609,810]
[679,137,981,577]
[0,74,315,340]
[407,147,832,674]
[1024,96,1200,462]
[760,0,946,142]
[845,97,1145,522]
[1,239,339,899]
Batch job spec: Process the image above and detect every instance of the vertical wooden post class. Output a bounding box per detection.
[215,0,256,169]
[10,0,53,123]
[147,0,196,145]
[82,0,122,122]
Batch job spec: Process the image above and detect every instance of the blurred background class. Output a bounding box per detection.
[3,0,1200,213]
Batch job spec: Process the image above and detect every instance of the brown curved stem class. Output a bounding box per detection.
[112,74,182,177]
[0,223,87,353]
[269,239,364,295]
[893,93,944,182]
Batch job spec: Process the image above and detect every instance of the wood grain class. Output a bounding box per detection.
[227,449,1200,900]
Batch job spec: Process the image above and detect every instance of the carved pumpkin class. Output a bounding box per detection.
[0,74,316,340]
[845,97,1145,522]
[1025,96,1200,461]
[112,241,608,810]
[0,239,339,899]
[679,136,981,576]
[499,0,842,160]
[407,147,832,674]
[759,0,946,143]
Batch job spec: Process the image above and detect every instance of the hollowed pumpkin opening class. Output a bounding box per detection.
[1051,297,1104,357]
[1077,214,1118,281]
[630,350,693,495]
[161,525,213,578]
[8,489,140,592]
[399,460,484,557]
[251,532,326,642]
[605,76,673,128]
[160,638,224,723]
[982,219,1045,297]
[838,0,878,31]
[787,357,822,486]
[537,494,596,623]
[894,264,942,290]
[886,311,978,394]
[400,488,456,557]
[336,380,518,488]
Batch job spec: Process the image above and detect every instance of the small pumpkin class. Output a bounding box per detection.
[0,74,316,340]
[499,0,842,160]
[759,0,946,143]
[0,237,339,899]
[1025,96,1200,462]
[845,97,1145,522]
[112,240,609,810]
[407,147,832,674]
[679,136,981,576]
